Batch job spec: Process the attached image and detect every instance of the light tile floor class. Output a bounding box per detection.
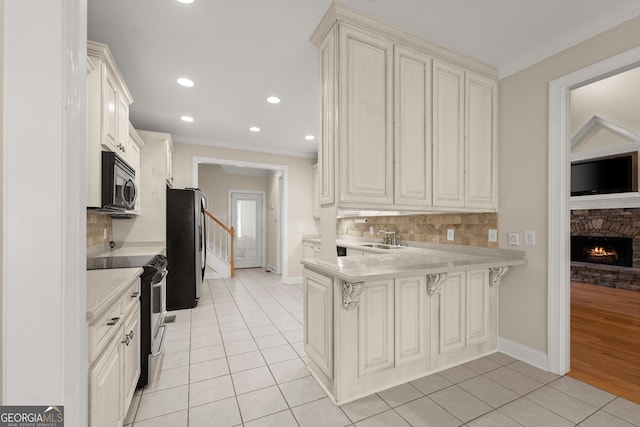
[125,268,640,427]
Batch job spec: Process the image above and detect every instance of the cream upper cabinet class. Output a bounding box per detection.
[433,60,465,208]
[128,123,144,214]
[338,26,394,206]
[317,28,337,206]
[312,164,320,218]
[88,41,133,157]
[87,41,134,208]
[465,73,498,210]
[311,4,497,213]
[394,46,432,207]
[432,62,498,211]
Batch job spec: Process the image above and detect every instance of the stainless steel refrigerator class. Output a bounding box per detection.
[166,187,206,309]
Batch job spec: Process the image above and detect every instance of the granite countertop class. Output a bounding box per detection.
[86,241,166,322]
[301,237,526,282]
[87,267,143,322]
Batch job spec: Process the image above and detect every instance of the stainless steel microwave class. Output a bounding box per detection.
[101,151,137,211]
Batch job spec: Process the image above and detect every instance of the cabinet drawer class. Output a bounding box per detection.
[89,299,124,363]
[122,279,140,316]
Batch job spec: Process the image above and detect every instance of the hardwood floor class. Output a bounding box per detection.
[569,281,640,403]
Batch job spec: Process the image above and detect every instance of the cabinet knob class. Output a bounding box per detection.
[130,292,139,298]
[121,336,130,346]
[128,330,134,339]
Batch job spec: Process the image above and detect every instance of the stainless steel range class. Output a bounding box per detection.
[87,253,168,388]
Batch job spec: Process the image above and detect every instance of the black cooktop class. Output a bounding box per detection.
[87,254,158,270]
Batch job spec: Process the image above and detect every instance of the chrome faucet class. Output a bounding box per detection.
[378,228,398,246]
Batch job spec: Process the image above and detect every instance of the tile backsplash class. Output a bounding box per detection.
[87,212,111,248]
[338,213,498,248]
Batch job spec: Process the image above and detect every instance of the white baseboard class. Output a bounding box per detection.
[266,263,280,274]
[283,276,303,285]
[498,336,549,371]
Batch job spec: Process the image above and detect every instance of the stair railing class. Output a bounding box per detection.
[203,210,235,277]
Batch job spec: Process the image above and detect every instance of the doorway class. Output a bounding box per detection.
[548,47,640,376]
[230,191,265,269]
[192,156,289,282]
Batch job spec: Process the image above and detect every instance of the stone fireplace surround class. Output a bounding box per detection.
[571,208,640,291]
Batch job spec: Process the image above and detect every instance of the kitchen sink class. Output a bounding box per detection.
[360,243,405,250]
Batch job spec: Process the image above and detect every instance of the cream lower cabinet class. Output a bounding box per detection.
[304,267,496,404]
[89,277,141,427]
[431,269,495,370]
[89,336,122,427]
[304,269,333,383]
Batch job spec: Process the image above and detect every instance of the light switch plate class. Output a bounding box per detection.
[524,230,536,245]
[508,232,520,246]
[488,229,498,243]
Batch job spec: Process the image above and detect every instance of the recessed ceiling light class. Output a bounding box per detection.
[181,115,194,122]
[249,126,261,132]
[176,0,194,4]
[177,77,194,87]
[266,96,281,104]
[305,135,315,141]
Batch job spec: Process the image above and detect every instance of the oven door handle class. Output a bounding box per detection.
[152,270,168,286]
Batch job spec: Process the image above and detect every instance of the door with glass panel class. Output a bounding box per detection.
[230,192,264,269]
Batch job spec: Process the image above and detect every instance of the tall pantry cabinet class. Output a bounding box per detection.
[311,4,498,213]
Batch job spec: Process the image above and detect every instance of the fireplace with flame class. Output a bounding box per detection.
[571,236,633,267]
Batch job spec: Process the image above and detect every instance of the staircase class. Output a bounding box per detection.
[203,210,234,279]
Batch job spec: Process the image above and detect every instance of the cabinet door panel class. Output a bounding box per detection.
[318,29,336,205]
[358,280,394,375]
[123,310,140,410]
[466,73,497,209]
[466,269,489,345]
[102,67,119,152]
[395,276,427,365]
[304,270,333,378]
[339,27,393,204]
[433,61,465,207]
[439,271,465,353]
[90,337,122,427]
[117,96,129,158]
[394,47,432,206]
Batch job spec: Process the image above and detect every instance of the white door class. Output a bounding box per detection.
[231,192,264,269]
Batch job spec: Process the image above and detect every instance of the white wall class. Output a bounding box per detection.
[3,1,87,425]
[499,15,640,354]
[571,67,640,137]
[172,141,316,281]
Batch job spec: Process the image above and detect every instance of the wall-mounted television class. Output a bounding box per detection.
[571,152,638,196]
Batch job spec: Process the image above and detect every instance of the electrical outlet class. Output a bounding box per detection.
[488,229,498,243]
[447,229,455,241]
[103,228,107,239]
[508,232,520,246]
[369,226,374,235]
[524,230,536,245]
